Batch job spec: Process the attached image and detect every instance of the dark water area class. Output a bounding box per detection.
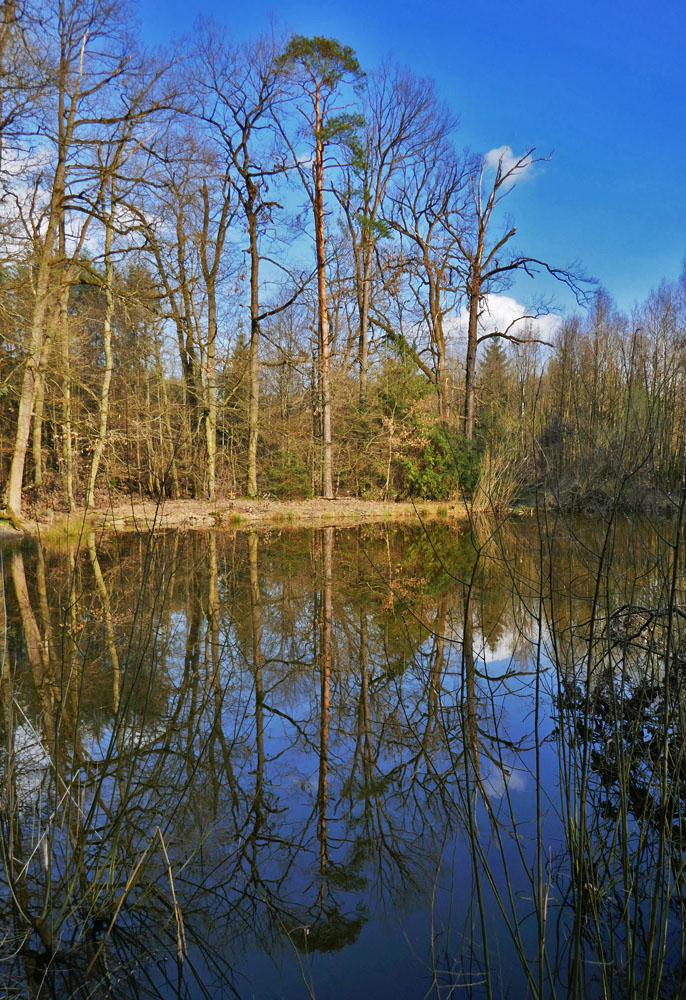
[1,514,686,998]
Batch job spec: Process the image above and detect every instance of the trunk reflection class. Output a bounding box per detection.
[0,517,684,998]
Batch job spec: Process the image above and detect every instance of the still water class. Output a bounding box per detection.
[1,515,685,998]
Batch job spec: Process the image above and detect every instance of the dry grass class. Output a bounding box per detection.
[15,497,471,538]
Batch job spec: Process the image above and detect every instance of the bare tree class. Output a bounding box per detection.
[130,125,235,499]
[1,0,165,520]
[389,144,472,425]
[449,147,588,440]
[336,62,456,409]
[195,28,286,499]
[0,0,42,170]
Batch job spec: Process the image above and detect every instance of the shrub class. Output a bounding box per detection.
[265,448,312,499]
[400,427,482,499]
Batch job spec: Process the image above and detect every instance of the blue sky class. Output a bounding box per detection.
[137,0,685,317]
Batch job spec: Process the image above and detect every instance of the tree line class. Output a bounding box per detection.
[0,0,684,521]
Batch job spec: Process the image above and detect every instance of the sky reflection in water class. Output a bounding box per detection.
[1,517,685,998]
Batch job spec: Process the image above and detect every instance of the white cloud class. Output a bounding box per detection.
[483,145,537,182]
[479,630,518,666]
[1,141,54,180]
[0,144,54,242]
[6,722,51,809]
[482,762,528,800]
[450,293,562,345]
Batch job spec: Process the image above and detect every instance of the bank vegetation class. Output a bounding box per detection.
[0,0,684,528]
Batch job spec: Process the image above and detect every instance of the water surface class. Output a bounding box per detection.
[1,514,685,998]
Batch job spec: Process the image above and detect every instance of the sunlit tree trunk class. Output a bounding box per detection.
[199,178,231,502]
[152,323,179,498]
[313,88,334,498]
[247,210,261,498]
[4,184,63,519]
[86,190,115,508]
[32,369,46,488]
[3,19,93,519]
[280,37,362,498]
[464,277,482,441]
[204,269,218,502]
[58,267,75,510]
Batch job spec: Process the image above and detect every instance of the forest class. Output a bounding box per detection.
[1,0,685,523]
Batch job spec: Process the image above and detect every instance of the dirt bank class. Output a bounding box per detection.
[2,497,471,541]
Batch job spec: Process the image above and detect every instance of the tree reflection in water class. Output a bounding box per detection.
[1,515,686,998]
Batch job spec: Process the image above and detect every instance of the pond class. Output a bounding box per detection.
[1,513,685,998]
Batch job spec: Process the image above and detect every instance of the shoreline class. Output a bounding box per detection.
[1,497,472,541]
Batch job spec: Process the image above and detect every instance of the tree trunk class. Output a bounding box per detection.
[426,261,450,426]
[436,320,449,426]
[358,241,372,408]
[58,277,74,511]
[153,323,179,498]
[3,206,62,518]
[314,89,334,498]
[247,210,260,499]
[86,202,115,508]
[32,370,45,488]
[464,284,480,441]
[204,277,218,502]
[175,215,202,497]
[3,21,88,518]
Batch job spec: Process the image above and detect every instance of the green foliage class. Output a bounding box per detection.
[401,427,482,499]
[279,35,363,88]
[382,327,431,376]
[265,448,312,499]
[321,112,364,145]
[356,213,391,240]
[289,905,366,953]
[377,355,432,419]
[478,336,514,437]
